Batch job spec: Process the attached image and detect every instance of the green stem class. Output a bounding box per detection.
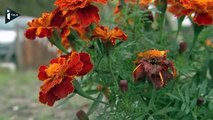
[73,80,109,105]
[107,54,119,89]
[175,16,185,41]
[187,24,204,60]
[159,13,165,44]
[78,92,108,105]
[187,36,198,59]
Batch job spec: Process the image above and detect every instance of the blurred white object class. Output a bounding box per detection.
[182,17,192,27]
[0,62,16,71]
[0,30,17,44]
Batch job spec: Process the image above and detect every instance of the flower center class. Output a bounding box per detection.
[45,63,66,77]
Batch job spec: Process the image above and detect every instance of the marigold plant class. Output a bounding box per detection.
[25,0,213,119]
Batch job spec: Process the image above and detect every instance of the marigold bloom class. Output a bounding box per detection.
[133,50,176,88]
[55,0,107,27]
[25,8,77,40]
[25,13,53,40]
[168,0,213,25]
[38,52,93,106]
[92,25,128,45]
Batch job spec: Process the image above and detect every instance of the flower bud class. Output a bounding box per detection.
[179,41,188,54]
[76,110,89,120]
[119,80,128,92]
[197,97,205,106]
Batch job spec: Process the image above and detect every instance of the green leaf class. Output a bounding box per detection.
[208,101,213,110]
[199,80,208,96]
[165,93,181,101]
[87,93,103,115]
[207,89,213,97]
[191,111,198,120]
[181,103,186,112]
[209,59,213,77]
[153,107,177,116]
[148,88,156,109]
[185,87,190,105]
[177,87,184,101]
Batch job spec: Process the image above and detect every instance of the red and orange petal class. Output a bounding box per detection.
[168,0,213,25]
[66,52,84,76]
[109,27,128,45]
[38,65,48,81]
[50,8,66,27]
[139,0,152,8]
[133,64,145,82]
[39,77,74,106]
[75,4,100,27]
[137,49,168,59]
[77,53,93,76]
[54,0,88,11]
[194,13,213,25]
[55,0,107,11]
[92,26,108,40]
[38,52,93,106]
[25,13,53,40]
[93,0,107,4]
[92,25,128,45]
[25,28,37,39]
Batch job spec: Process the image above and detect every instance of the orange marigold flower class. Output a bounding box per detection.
[168,0,213,25]
[133,49,176,88]
[25,8,75,40]
[55,0,107,27]
[38,52,93,106]
[92,25,128,45]
[25,13,53,40]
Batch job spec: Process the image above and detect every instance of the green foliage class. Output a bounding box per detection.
[72,3,213,120]
[21,1,213,119]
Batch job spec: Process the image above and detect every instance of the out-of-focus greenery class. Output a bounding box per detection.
[0,0,55,17]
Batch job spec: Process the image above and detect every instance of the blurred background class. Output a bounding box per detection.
[0,0,90,120]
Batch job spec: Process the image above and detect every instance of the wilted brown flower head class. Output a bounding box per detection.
[133,49,176,88]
